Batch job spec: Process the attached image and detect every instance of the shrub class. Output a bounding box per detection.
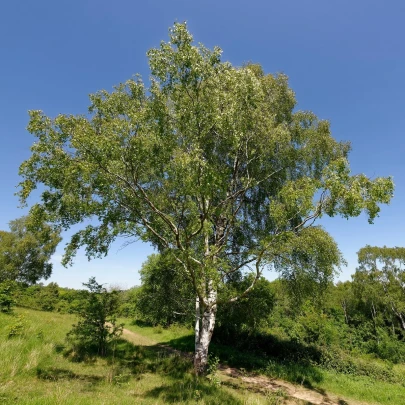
[215,276,274,340]
[7,314,27,338]
[66,277,123,357]
[319,347,404,384]
[0,281,16,313]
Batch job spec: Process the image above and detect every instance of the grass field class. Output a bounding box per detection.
[2,309,405,404]
[0,309,277,404]
[122,320,405,405]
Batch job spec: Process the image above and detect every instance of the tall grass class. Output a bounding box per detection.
[0,309,269,404]
[3,309,405,404]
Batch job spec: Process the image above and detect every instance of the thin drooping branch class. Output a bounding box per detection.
[134,184,181,243]
[227,255,264,304]
[141,218,171,248]
[222,257,257,276]
[293,191,327,231]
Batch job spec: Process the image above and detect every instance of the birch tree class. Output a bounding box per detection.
[18,23,394,373]
[354,246,405,331]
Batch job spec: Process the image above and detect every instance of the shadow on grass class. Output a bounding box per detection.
[36,367,103,383]
[159,331,324,388]
[46,330,324,402]
[130,319,151,327]
[142,376,244,404]
[51,337,243,403]
[112,339,245,403]
[111,338,193,378]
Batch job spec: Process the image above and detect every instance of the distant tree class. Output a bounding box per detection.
[19,23,394,373]
[57,287,87,314]
[0,216,61,285]
[39,282,60,311]
[216,275,275,339]
[353,246,405,332]
[115,286,140,318]
[136,253,195,326]
[67,277,123,357]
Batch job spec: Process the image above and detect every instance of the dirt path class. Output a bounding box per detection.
[219,366,372,405]
[121,326,157,346]
[120,327,370,405]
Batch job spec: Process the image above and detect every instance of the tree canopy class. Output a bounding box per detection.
[18,23,394,372]
[135,253,195,326]
[0,216,61,285]
[354,245,405,331]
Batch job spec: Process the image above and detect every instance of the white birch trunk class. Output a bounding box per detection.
[399,313,405,331]
[194,225,219,374]
[194,283,217,374]
[391,305,405,330]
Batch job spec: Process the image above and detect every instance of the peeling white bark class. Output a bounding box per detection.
[194,283,217,374]
[195,295,201,350]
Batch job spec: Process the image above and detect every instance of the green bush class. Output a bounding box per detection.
[364,328,405,364]
[66,277,123,357]
[0,281,16,313]
[135,254,194,327]
[7,314,27,338]
[215,276,274,340]
[319,347,404,384]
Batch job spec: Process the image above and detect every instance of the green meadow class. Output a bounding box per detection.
[2,308,405,405]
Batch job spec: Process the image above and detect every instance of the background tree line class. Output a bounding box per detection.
[3,245,405,365]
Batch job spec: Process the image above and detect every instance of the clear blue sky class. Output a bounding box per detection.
[1,0,404,289]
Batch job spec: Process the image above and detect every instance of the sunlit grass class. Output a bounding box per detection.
[0,309,269,404]
[121,318,405,405]
[2,309,405,405]
[318,370,405,404]
[118,318,194,345]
